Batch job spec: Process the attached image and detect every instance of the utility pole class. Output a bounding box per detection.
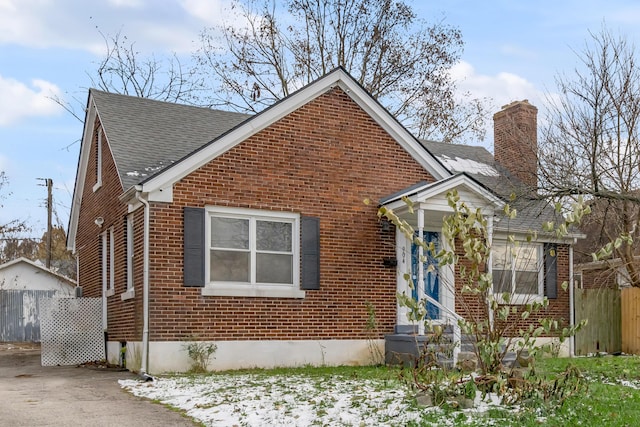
[46,178,52,269]
[37,178,53,268]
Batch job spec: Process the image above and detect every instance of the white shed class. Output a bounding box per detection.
[0,257,76,342]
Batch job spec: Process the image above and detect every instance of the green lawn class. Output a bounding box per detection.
[407,355,640,426]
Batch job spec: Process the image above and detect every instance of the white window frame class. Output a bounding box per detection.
[492,240,544,304]
[108,226,115,296]
[202,206,304,298]
[101,231,112,298]
[93,127,103,192]
[121,214,135,301]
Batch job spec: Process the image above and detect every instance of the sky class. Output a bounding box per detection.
[1,0,640,240]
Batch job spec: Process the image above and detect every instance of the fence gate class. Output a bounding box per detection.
[0,290,56,342]
[622,287,640,354]
[40,297,104,366]
[574,288,621,355]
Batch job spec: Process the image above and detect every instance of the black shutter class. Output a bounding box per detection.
[544,243,557,299]
[184,207,205,287]
[301,216,320,290]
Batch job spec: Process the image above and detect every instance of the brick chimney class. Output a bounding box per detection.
[493,100,538,190]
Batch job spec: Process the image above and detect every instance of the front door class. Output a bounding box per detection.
[411,231,440,320]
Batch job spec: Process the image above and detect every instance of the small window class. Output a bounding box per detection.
[126,215,134,291]
[493,241,543,302]
[108,226,115,294]
[204,207,302,298]
[101,232,113,296]
[93,127,103,192]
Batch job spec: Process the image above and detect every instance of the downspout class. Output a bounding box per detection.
[136,192,151,378]
[569,243,575,357]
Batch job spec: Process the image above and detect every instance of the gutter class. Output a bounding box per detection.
[135,192,152,380]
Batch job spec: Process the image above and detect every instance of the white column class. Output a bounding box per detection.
[396,229,409,325]
[569,244,575,357]
[487,214,494,329]
[418,208,425,335]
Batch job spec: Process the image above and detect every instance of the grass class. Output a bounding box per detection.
[123,356,640,426]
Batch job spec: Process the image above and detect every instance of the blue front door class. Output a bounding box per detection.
[411,231,440,320]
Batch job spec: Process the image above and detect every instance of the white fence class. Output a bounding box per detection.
[40,297,104,366]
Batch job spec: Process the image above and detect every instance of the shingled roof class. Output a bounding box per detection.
[418,140,560,233]
[91,89,251,190]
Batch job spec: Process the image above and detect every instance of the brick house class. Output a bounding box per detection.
[67,68,578,374]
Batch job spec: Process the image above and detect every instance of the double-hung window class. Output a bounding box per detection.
[204,207,302,298]
[93,127,102,192]
[121,213,135,301]
[492,241,543,303]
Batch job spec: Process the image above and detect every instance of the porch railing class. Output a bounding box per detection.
[423,294,463,366]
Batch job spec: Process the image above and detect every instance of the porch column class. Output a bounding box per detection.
[487,214,494,329]
[418,207,425,335]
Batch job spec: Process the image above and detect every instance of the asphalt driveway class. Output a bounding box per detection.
[0,343,197,427]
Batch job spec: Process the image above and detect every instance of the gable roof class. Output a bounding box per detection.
[0,257,76,286]
[419,140,573,236]
[68,68,453,249]
[90,90,251,190]
[134,67,451,194]
[380,173,504,209]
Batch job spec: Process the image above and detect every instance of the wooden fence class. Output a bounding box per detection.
[622,287,640,354]
[574,288,621,355]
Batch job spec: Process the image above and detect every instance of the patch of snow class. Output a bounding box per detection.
[120,373,524,427]
[438,155,499,177]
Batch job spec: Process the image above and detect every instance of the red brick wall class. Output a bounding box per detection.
[80,87,434,342]
[146,88,434,341]
[454,242,571,334]
[493,100,538,190]
[77,88,572,344]
[76,120,141,340]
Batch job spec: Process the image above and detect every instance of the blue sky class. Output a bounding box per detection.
[1,0,639,239]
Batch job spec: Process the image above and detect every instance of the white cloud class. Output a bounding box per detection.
[0,76,63,126]
[450,61,560,146]
[451,61,544,110]
[0,0,207,54]
[108,0,144,7]
[180,0,226,25]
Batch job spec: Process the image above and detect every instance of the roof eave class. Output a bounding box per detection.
[137,68,452,194]
[67,91,98,253]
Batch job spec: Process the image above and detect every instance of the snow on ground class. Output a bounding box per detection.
[120,373,426,426]
[120,372,512,426]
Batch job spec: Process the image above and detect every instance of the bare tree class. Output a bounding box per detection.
[51,31,208,122]
[194,0,489,142]
[0,171,33,263]
[92,31,206,104]
[538,26,640,286]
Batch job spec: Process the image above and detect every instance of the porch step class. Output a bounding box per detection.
[385,330,523,370]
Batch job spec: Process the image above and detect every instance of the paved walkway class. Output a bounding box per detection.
[0,343,197,427]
